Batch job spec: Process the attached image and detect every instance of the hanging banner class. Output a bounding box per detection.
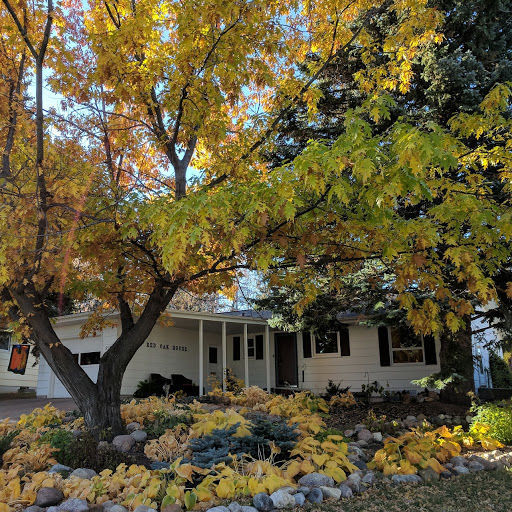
[8,344,30,375]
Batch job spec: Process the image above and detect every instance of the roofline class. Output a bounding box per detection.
[52,308,269,326]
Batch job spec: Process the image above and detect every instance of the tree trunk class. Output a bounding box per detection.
[439,318,475,404]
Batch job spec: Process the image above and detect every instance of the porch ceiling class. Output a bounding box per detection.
[167,316,267,334]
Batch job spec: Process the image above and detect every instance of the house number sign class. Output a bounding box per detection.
[146,342,188,351]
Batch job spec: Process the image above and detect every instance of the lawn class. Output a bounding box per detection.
[314,470,512,512]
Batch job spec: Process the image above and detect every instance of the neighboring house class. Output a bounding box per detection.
[36,309,445,398]
[0,330,39,394]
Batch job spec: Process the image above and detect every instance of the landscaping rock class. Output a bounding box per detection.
[101,501,115,511]
[440,471,453,480]
[126,422,141,432]
[133,506,157,512]
[34,487,64,507]
[357,429,373,442]
[391,474,422,485]
[59,498,89,512]
[24,506,45,512]
[372,432,383,442]
[130,430,148,443]
[270,490,296,508]
[307,488,323,504]
[450,456,466,467]
[468,461,485,472]
[338,485,353,498]
[298,487,310,496]
[344,429,354,438]
[294,493,305,507]
[113,435,135,452]
[469,455,497,471]
[46,506,65,512]
[241,507,258,512]
[161,505,181,512]
[48,464,72,476]
[419,468,439,482]
[253,493,274,512]
[69,468,97,479]
[354,424,366,432]
[319,486,341,500]
[277,487,296,495]
[206,508,229,512]
[298,472,334,488]
[228,502,243,512]
[353,460,368,471]
[452,466,470,476]
[356,439,368,447]
[361,471,375,486]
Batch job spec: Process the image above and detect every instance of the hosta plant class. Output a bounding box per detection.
[329,392,356,408]
[190,409,252,437]
[18,404,64,430]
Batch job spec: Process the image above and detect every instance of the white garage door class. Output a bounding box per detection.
[51,351,100,398]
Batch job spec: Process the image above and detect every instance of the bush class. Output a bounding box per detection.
[470,401,512,445]
[143,410,191,439]
[0,430,19,461]
[489,351,512,388]
[39,429,75,461]
[323,380,350,399]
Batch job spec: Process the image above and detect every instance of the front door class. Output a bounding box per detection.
[275,333,298,387]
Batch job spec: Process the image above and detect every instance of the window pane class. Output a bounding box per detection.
[302,332,312,358]
[339,327,350,356]
[255,335,264,360]
[315,332,338,354]
[391,326,422,349]
[233,337,240,361]
[392,349,424,363]
[248,338,255,358]
[209,347,218,364]
[0,331,10,351]
[80,352,100,365]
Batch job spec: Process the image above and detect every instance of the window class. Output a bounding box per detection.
[0,331,10,351]
[302,332,312,358]
[80,351,100,365]
[314,331,338,355]
[247,338,255,359]
[339,327,350,356]
[209,346,218,364]
[233,336,241,361]
[72,353,79,364]
[390,326,424,363]
[255,335,264,360]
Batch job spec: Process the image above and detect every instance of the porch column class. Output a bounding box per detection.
[243,323,249,387]
[198,319,204,396]
[265,324,271,392]
[222,321,227,392]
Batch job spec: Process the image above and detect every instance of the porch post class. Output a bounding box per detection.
[198,319,204,396]
[222,321,227,392]
[265,324,271,392]
[243,323,249,387]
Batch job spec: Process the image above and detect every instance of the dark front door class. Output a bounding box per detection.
[275,332,298,387]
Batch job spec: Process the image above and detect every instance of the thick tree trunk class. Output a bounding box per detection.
[439,318,475,404]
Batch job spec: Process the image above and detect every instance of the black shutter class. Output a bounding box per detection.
[233,336,240,361]
[424,335,437,365]
[340,327,350,356]
[256,335,264,359]
[302,332,312,358]
[378,326,391,366]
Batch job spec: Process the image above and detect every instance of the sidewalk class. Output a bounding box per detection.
[0,397,77,421]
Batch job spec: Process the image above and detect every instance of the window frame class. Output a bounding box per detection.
[247,337,255,359]
[312,331,340,358]
[0,330,11,352]
[388,326,425,365]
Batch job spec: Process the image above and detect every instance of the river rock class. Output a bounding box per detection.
[59,499,89,512]
[468,460,485,472]
[69,468,97,479]
[113,434,135,452]
[24,507,45,512]
[242,507,259,512]
[48,464,72,476]
[419,468,439,482]
[161,505,181,512]
[126,422,140,432]
[353,460,368,471]
[319,486,341,500]
[298,472,334,488]
[270,490,295,508]
[372,432,383,442]
[307,488,323,504]
[34,488,64,507]
[253,493,273,512]
[338,485,353,498]
[361,471,375,486]
[294,493,305,507]
[357,429,373,442]
[133,506,157,512]
[450,456,466,467]
[452,466,470,476]
[228,502,242,512]
[206,508,229,512]
[130,430,148,443]
[391,474,422,485]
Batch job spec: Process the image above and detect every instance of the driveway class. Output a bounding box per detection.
[0,397,77,421]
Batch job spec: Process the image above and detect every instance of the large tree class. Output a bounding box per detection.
[0,0,510,432]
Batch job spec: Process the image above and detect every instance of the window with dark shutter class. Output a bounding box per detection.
[378,326,391,366]
[233,336,240,361]
[423,335,437,365]
[255,335,264,359]
[339,327,350,356]
[302,332,312,358]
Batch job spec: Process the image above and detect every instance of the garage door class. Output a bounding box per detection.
[51,351,100,398]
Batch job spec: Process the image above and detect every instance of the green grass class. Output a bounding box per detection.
[309,470,512,512]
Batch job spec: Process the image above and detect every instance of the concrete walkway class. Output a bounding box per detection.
[0,397,77,421]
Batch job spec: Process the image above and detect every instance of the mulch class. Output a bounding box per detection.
[326,400,470,430]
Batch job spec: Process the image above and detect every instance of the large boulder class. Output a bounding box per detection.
[34,488,64,507]
[112,434,135,452]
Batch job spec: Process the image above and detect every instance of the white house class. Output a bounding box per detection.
[0,330,39,394]
[36,309,445,398]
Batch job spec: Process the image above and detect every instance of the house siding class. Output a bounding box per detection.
[0,343,38,393]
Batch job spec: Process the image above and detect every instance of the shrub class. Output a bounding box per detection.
[470,401,512,444]
[144,410,191,439]
[39,428,75,462]
[324,380,350,399]
[489,352,512,388]
[0,430,19,461]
